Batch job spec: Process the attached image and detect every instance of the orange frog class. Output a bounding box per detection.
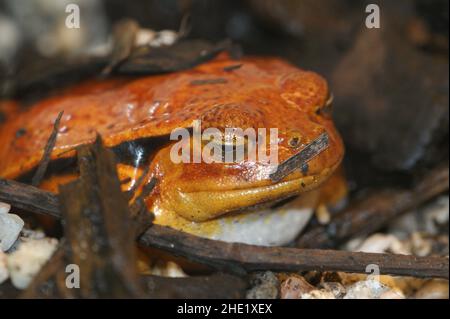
[0,53,345,246]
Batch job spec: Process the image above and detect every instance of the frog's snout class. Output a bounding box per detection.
[270,132,329,183]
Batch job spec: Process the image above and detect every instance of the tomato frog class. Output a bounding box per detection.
[0,53,346,246]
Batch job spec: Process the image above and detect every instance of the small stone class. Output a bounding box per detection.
[422,196,449,234]
[414,280,449,299]
[389,195,449,236]
[338,272,420,296]
[344,237,365,251]
[344,279,405,299]
[0,202,11,215]
[410,232,432,257]
[7,228,48,254]
[353,233,410,255]
[20,228,46,241]
[150,261,187,278]
[315,204,331,225]
[319,282,347,298]
[301,289,336,299]
[0,250,8,284]
[280,275,314,299]
[7,238,58,289]
[135,29,157,46]
[0,211,24,252]
[246,271,279,299]
[151,30,178,47]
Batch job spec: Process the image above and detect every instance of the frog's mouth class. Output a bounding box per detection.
[162,131,339,222]
[163,165,337,223]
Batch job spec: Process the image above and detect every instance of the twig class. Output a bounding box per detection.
[0,178,447,279]
[138,225,449,279]
[0,178,60,218]
[270,132,329,182]
[31,111,63,186]
[297,162,449,248]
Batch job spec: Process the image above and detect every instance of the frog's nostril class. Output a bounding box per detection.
[288,137,300,147]
[288,132,303,148]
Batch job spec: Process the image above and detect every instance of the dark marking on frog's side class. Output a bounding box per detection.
[112,136,170,167]
[190,78,228,86]
[0,111,5,124]
[15,128,27,138]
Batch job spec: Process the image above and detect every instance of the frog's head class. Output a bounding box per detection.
[150,66,344,222]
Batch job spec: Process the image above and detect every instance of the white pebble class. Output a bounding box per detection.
[0,211,25,252]
[209,207,313,246]
[344,279,405,299]
[150,261,187,278]
[0,202,11,215]
[151,30,178,47]
[135,29,157,47]
[301,289,336,299]
[0,250,8,284]
[281,276,314,299]
[353,233,410,255]
[7,238,58,289]
[410,232,432,257]
[422,196,449,234]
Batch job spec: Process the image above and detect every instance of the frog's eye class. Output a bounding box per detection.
[315,93,333,116]
[202,133,252,162]
[287,132,303,148]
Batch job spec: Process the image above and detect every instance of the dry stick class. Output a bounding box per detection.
[31,111,63,186]
[0,179,448,279]
[56,137,145,298]
[297,162,449,248]
[269,132,329,183]
[139,225,449,279]
[0,179,60,218]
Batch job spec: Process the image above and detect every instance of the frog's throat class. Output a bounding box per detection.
[158,167,335,222]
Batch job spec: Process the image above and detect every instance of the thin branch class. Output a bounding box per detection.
[31,111,63,186]
[270,132,329,182]
[0,178,448,279]
[0,178,60,218]
[138,225,449,279]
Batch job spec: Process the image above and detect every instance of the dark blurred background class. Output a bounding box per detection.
[0,0,448,190]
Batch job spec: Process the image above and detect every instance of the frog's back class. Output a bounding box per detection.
[0,53,328,179]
